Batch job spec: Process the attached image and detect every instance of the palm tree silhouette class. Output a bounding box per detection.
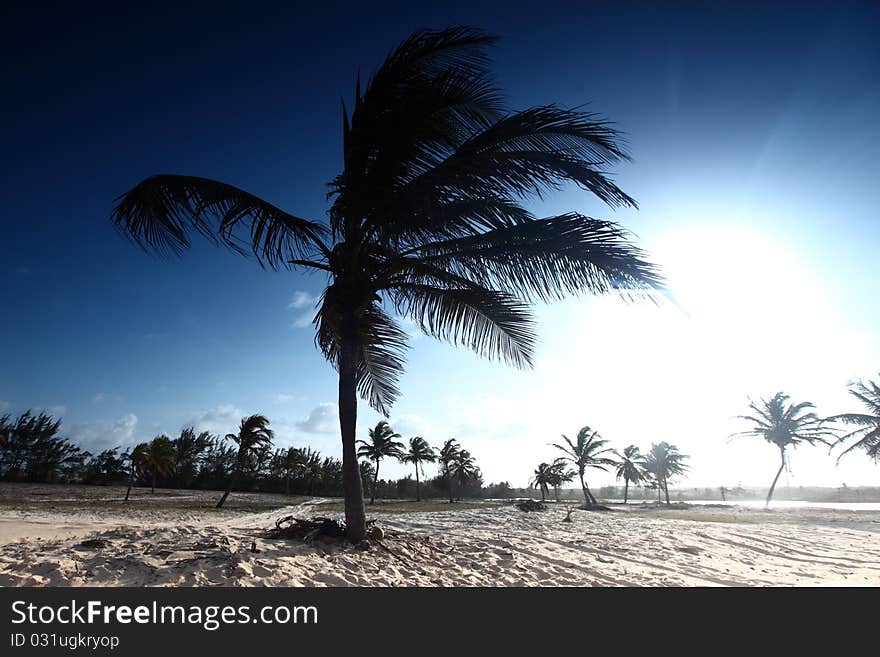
[216,414,274,508]
[123,442,149,501]
[549,459,576,502]
[357,421,404,504]
[615,445,646,504]
[531,462,554,501]
[437,438,461,503]
[827,375,880,462]
[109,27,661,541]
[143,435,175,494]
[732,392,831,507]
[400,436,436,501]
[552,426,616,506]
[279,447,307,494]
[642,442,687,505]
[450,449,479,501]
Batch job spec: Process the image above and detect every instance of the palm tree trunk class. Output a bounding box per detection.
[554,486,559,502]
[371,459,379,505]
[216,461,240,508]
[766,448,786,508]
[579,471,590,505]
[664,478,670,505]
[657,483,662,504]
[415,464,421,502]
[339,340,367,542]
[125,464,135,501]
[540,485,546,502]
[624,477,629,504]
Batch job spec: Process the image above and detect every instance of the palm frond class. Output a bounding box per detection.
[111,175,329,268]
[391,283,535,368]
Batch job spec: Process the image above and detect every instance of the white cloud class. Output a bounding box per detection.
[274,393,301,404]
[296,403,339,434]
[289,291,318,328]
[185,404,246,436]
[0,401,10,412]
[69,414,138,453]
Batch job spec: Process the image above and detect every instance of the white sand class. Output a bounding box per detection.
[1,495,879,587]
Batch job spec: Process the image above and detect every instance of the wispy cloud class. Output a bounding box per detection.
[185,404,246,436]
[69,414,138,452]
[295,403,339,434]
[289,291,318,328]
[93,392,122,403]
[274,393,302,404]
[0,400,10,412]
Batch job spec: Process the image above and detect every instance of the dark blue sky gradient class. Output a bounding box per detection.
[2,1,878,481]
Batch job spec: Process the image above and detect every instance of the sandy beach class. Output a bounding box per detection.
[1,484,879,587]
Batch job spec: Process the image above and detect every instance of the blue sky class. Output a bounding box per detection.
[2,1,879,488]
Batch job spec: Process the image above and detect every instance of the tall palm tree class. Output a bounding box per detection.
[552,426,617,506]
[531,462,554,501]
[437,438,461,503]
[109,27,661,541]
[642,442,688,505]
[615,445,646,504]
[732,392,831,507]
[357,421,404,504]
[143,435,175,494]
[359,460,376,498]
[216,414,274,508]
[400,436,436,501]
[827,376,880,462]
[450,449,479,501]
[279,447,307,494]
[123,442,149,501]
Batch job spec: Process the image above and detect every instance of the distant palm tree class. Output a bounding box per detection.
[172,427,212,488]
[123,442,149,501]
[615,445,646,504]
[142,435,175,494]
[549,459,576,502]
[733,392,831,507]
[280,447,307,494]
[216,415,274,508]
[438,439,461,503]
[358,460,376,497]
[357,421,404,504]
[642,442,688,505]
[450,449,479,501]
[827,376,880,462]
[400,436,436,501]
[531,462,554,501]
[552,426,617,506]
[109,27,661,540]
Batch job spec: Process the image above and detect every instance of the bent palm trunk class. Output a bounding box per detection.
[216,462,240,509]
[339,341,367,542]
[624,477,629,504]
[766,448,786,508]
[664,478,670,505]
[415,464,421,502]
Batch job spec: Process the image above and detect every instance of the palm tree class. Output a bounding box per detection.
[142,435,175,494]
[642,442,688,505]
[827,376,880,462]
[357,421,404,504]
[531,462,554,501]
[733,392,832,507]
[549,459,576,502]
[615,445,646,504]
[109,27,661,541]
[552,426,617,506]
[123,442,149,501]
[279,447,307,494]
[437,438,461,503]
[172,427,212,488]
[216,414,274,508]
[400,436,436,501]
[358,460,376,497]
[450,449,479,501]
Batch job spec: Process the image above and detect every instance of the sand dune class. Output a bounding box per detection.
[1,492,878,586]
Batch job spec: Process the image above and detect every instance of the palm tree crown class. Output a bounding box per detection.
[552,426,617,506]
[642,442,688,505]
[827,376,880,462]
[109,26,661,541]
